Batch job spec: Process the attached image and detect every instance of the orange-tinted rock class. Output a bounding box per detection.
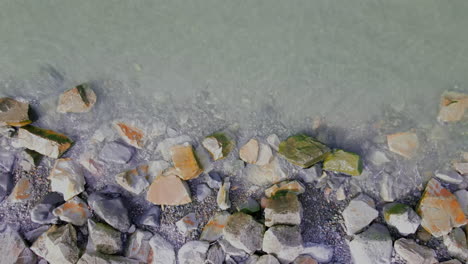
[0,98,31,127]
[417,179,467,237]
[16,126,73,159]
[57,84,97,113]
[170,144,202,180]
[114,122,145,149]
[239,139,259,164]
[10,177,33,202]
[52,196,91,226]
[387,132,419,159]
[437,91,468,123]
[146,174,192,206]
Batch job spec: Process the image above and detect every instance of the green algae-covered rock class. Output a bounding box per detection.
[202,132,235,160]
[323,149,362,176]
[278,134,330,168]
[16,125,73,158]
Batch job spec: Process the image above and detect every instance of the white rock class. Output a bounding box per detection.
[149,233,176,264]
[342,194,378,235]
[49,158,85,200]
[202,137,223,160]
[301,243,334,263]
[348,224,392,264]
[380,172,397,202]
[263,225,304,264]
[267,134,281,151]
[156,135,192,161]
[394,238,437,264]
[257,255,281,264]
[256,143,273,166]
[455,189,468,216]
[178,240,210,264]
[243,157,287,186]
[383,203,421,236]
[176,213,199,236]
[217,177,231,210]
[435,170,464,184]
[454,163,468,176]
[443,227,468,262]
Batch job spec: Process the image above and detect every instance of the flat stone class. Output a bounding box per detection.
[77,253,140,264]
[323,149,363,176]
[146,174,192,206]
[223,212,265,254]
[205,243,225,264]
[348,224,392,264]
[301,243,334,263]
[265,180,305,198]
[115,165,150,195]
[149,233,176,264]
[263,225,303,264]
[88,192,131,232]
[387,132,419,159]
[19,149,42,172]
[243,157,287,186]
[99,141,135,164]
[278,134,330,168]
[178,240,210,264]
[417,179,467,237]
[9,177,33,202]
[57,84,97,113]
[217,177,231,210]
[257,255,281,264]
[0,225,37,264]
[264,193,303,227]
[454,163,468,176]
[49,158,85,200]
[237,197,260,214]
[342,194,378,235]
[293,255,318,264]
[267,134,281,151]
[170,143,203,180]
[240,139,259,164]
[437,91,468,123]
[176,213,199,236]
[454,189,468,216]
[137,206,161,227]
[298,165,322,184]
[52,196,90,226]
[435,170,464,184]
[202,132,234,160]
[125,229,152,263]
[88,219,122,255]
[156,135,192,161]
[443,227,468,262]
[196,183,211,202]
[31,224,80,264]
[0,97,31,126]
[394,238,437,264]
[113,121,145,149]
[200,211,230,242]
[383,203,421,236]
[30,192,64,224]
[16,125,73,158]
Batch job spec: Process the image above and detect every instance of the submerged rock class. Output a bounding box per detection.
[156,135,192,161]
[9,177,33,202]
[178,240,210,264]
[125,229,152,263]
[256,143,274,166]
[0,97,31,127]
[170,143,203,180]
[88,219,122,255]
[394,238,437,264]
[435,170,464,184]
[16,125,73,158]
[342,194,378,235]
[454,163,468,176]
[267,134,281,151]
[57,84,97,113]
[149,233,176,264]
[0,225,37,264]
[223,212,265,254]
[176,213,199,236]
[137,206,161,227]
[264,193,303,227]
[348,224,392,264]
[387,131,419,159]
[52,196,91,226]
[217,177,231,210]
[437,91,468,123]
[298,165,322,184]
[265,180,305,198]
[278,134,330,168]
[383,203,421,236]
[263,225,304,264]
[99,141,135,164]
[115,165,150,195]
[49,158,85,200]
[146,174,192,206]
[443,227,468,262]
[31,224,80,264]
[88,192,131,232]
[30,192,64,224]
[323,149,363,176]
[202,132,235,161]
[200,211,231,242]
[113,121,145,149]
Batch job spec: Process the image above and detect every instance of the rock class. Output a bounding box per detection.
[342,194,378,235]
[293,255,318,264]
[301,243,334,263]
[156,135,192,161]
[323,149,363,176]
[245,255,260,264]
[24,225,50,244]
[125,229,152,263]
[435,170,464,184]
[137,206,161,227]
[0,97,31,127]
[368,150,390,166]
[243,157,287,186]
[348,224,392,264]
[223,212,265,254]
[196,184,211,202]
[31,224,80,264]
[256,143,274,166]
[217,177,231,210]
[0,172,12,202]
[417,228,433,243]
[9,177,33,202]
[88,192,131,232]
[237,198,260,214]
[205,243,225,264]
[205,171,223,189]
[440,260,463,264]
[263,225,303,264]
[202,132,234,160]
[387,132,419,159]
[19,149,42,171]
[264,193,303,227]
[178,240,210,264]
[443,227,468,262]
[115,165,150,195]
[99,141,135,164]
[30,192,64,224]
[257,255,281,264]
[380,172,397,202]
[16,125,73,158]
[239,139,259,164]
[455,189,468,216]
[437,91,468,123]
[278,134,330,168]
[49,158,85,200]
[200,211,231,242]
[149,233,176,264]
[383,203,421,236]
[335,186,346,201]
[170,143,203,180]
[218,238,249,258]
[57,84,97,113]
[88,219,122,255]
[146,174,192,205]
[113,122,145,149]
[77,253,140,264]
[454,163,468,176]
[417,179,467,237]
[176,213,199,236]
[195,145,214,173]
[298,165,322,184]
[265,180,305,198]
[267,134,281,151]
[0,225,37,264]
[52,196,91,226]
[79,152,105,176]
[394,238,437,264]
[0,151,16,172]
[147,160,170,182]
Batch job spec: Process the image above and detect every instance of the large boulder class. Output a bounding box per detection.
[88,192,131,232]
[15,125,73,158]
[57,84,97,113]
[0,97,31,126]
[262,225,304,264]
[348,224,392,264]
[342,194,378,235]
[278,134,330,168]
[264,193,303,227]
[49,158,85,200]
[223,212,265,254]
[30,224,80,264]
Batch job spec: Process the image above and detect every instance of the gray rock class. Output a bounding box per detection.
[263,225,304,264]
[223,212,265,254]
[125,229,152,262]
[383,203,421,236]
[178,240,210,264]
[30,192,64,224]
[200,211,231,242]
[237,197,261,214]
[218,239,249,258]
[52,196,91,226]
[77,252,140,264]
[176,213,199,236]
[147,160,170,182]
[205,243,225,264]
[206,171,223,189]
[0,151,15,172]
[454,189,468,216]
[24,225,50,243]
[19,149,42,172]
[0,171,13,202]
[435,170,464,184]
[99,141,135,164]
[0,225,37,264]
[88,192,131,232]
[267,134,281,151]
[138,206,161,227]
[244,255,260,264]
[115,165,150,195]
[443,227,468,262]
[88,219,122,255]
[31,224,80,264]
[257,255,281,264]
[348,224,392,264]
[264,193,303,227]
[301,243,334,263]
[342,194,378,235]
[440,260,463,264]
[394,238,437,264]
[149,233,176,264]
[298,165,322,184]
[196,183,212,202]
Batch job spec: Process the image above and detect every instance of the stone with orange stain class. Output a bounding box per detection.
[88,219,122,255]
[170,143,203,180]
[16,125,73,159]
[57,84,97,113]
[125,229,153,263]
[417,178,467,237]
[0,97,31,127]
[437,91,468,123]
[114,122,145,149]
[200,211,231,242]
[10,177,33,202]
[176,213,199,236]
[387,131,419,159]
[146,173,192,206]
[52,196,90,226]
[115,165,150,194]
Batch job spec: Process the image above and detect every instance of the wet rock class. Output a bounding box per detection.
[293,255,318,264]
[0,172,13,202]
[113,121,145,149]
[57,84,97,113]
[16,125,73,158]
[263,225,303,264]
[115,165,150,195]
[30,192,64,224]
[77,252,140,264]
[88,192,131,232]
[342,194,378,235]
[240,138,259,164]
[267,134,280,151]
[125,229,152,263]
[217,177,231,210]
[149,233,176,264]
[88,219,122,255]
[19,149,42,171]
[394,238,437,264]
[237,197,260,214]
[205,243,225,264]
[278,134,330,168]
[156,135,192,161]
[435,170,464,184]
[146,174,192,205]
[137,206,161,227]
[454,163,468,176]
[202,132,235,161]
[301,243,334,263]
[244,157,287,186]
[387,131,419,159]
[176,213,198,236]
[200,211,230,242]
[170,143,203,180]
[10,177,33,202]
[49,158,85,200]
[323,149,363,176]
[0,97,31,127]
[368,150,390,166]
[298,165,322,184]
[265,180,305,198]
[52,196,91,226]
[383,203,421,236]
[443,227,468,262]
[196,183,211,202]
[257,255,281,264]
[348,224,392,264]
[0,225,37,264]
[178,240,210,264]
[223,212,265,254]
[264,193,303,227]
[31,224,80,264]
[205,171,223,189]
[437,91,468,123]
[417,179,467,237]
[99,141,135,164]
